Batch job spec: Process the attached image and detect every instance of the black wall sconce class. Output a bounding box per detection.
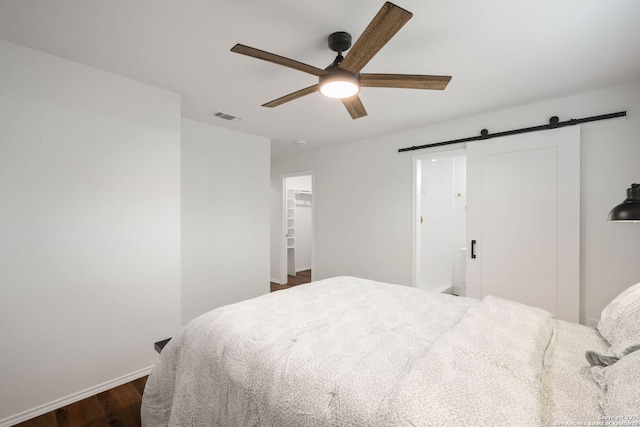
[608,183,640,222]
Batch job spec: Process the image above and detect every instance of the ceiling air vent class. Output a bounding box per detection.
[214,111,242,121]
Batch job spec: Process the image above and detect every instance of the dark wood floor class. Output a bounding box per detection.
[15,376,147,427]
[17,271,312,427]
[270,269,312,292]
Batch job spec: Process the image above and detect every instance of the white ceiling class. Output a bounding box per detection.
[1,1,639,158]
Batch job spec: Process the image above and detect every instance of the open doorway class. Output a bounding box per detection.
[413,150,467,295]
[280,172,314,287]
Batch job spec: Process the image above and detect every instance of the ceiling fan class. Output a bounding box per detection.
[230,1,452,120]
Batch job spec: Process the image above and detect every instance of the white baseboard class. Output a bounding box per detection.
[0,366,153,427]
[270,277,285,285]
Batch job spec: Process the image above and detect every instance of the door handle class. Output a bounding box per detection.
[471,240,477,259]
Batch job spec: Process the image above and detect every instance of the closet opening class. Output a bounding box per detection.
[281,172,314,286]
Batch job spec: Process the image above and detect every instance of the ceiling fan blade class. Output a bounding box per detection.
[339,2,412,74]
[262,84,319,108]
[361,73,452,90]
[342,95,368,119]
[231,44,328,77]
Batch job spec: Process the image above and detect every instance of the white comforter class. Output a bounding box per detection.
[141,276,607,426]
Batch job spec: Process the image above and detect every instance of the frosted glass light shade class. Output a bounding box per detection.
[319,80,359,98]
[318,66,360,99]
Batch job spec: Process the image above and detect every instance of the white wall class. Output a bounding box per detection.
[273,143,413,285]
[0,41,272,424]
[181,119,270,325]
[270,178,283,282]
[271,79,640,324]
[0,41,181,424]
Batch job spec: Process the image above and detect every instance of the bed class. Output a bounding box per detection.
[141,276,640,426]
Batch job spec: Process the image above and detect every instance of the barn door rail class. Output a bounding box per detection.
[398,111,627,153]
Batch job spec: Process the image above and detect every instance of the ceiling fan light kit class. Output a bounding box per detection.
[319,66,361,99]
[231,1,451,119]
[319,32,360,99]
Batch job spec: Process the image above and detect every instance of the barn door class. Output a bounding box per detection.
[466,126,580,322]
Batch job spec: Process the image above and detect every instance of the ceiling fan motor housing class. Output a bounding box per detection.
[328,31,352,53]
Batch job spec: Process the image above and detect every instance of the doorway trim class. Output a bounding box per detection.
[412,147,466,288]
[280,171,315,285]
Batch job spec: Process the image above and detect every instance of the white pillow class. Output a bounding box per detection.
[590,349,640,417]
[597,282,640,356]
